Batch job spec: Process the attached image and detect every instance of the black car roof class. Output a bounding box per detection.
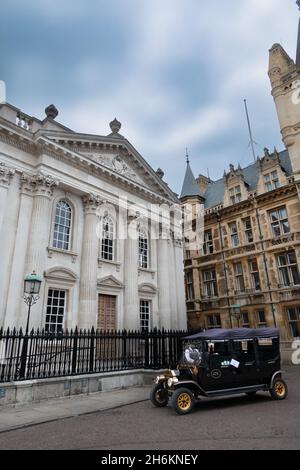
[184,328,280,341]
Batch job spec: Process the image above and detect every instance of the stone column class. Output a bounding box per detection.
[78,194,102,329]
[168,239,178,330]
[0,163,16,327]
[174,240,187,330]
[5,174,34,328]
[157,238,172,329]
[25,173,59,329]
[123,215,139,330]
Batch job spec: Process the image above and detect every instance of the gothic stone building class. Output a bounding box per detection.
[0,103,187,333]
[181,6,300,361]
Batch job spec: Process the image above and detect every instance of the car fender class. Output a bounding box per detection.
[270,370,283,388]
[173,380,207,396]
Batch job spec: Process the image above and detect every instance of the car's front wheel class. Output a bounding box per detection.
[171,388,195,415]
[270,378,288,401]
[150,383,169,408]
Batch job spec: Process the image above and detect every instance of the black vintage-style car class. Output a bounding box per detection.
[150,328,288,415]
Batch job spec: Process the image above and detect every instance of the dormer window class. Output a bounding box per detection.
[229,186,242,205]
[264,171,280,192]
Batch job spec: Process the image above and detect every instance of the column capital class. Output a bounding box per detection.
[82,193,103,214]
[0,162,15,188]
[24,172,59,198]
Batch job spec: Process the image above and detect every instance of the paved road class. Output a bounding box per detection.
[0,369,299,450]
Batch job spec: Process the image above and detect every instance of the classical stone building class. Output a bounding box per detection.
[180,5,300,358]
[0,103,186,332]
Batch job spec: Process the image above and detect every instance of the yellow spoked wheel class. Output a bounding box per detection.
[172,388,195,415]
[270,378,288,401]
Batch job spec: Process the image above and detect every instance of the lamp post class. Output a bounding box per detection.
[19,271,42,378]
[231,303,242,328]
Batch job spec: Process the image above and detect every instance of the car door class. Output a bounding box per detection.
[200,341,237,391]
[231,339,258,386]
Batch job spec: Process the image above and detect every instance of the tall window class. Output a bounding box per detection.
[278,251,300,287]
[45,289,67,333]
[243,217,254,244]
[249,259,261,291]
[229,186,242,205]
[269,207,290,237]
[234,262,245,293]
[207,314,221,329]
[140,300,151,332]
[101,215,115,261]
[203,229,214,255]
[186,272,195,300]
[53,201,72,250]
[256,310,267,328]
[203,270,218,298]
[264,171,280,192]
[229,222,239,247]
[139,229,149,269]
[241,312,250,328]
[287,307,300,338]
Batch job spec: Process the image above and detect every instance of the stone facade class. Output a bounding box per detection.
[184,162,300,344]
[181,7,300,359]
[0,103,187,332]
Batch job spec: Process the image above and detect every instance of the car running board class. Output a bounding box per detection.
[206,384,267,397]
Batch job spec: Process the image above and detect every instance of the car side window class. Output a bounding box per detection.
[257,338,279,361]
[232,340,255,363]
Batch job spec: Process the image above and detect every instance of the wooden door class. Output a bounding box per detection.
[97,295,117,331]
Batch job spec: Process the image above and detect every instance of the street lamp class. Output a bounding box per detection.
[23,271,42,334]
[19,272,42,379]
[231,303,242,328]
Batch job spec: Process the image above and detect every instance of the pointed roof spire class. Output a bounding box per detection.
[180,154,202,200]
[186,148,190,164]
[296,1,300,66]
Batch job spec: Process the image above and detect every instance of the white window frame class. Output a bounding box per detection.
[52,201,72,251]
[229,186,242,205]
[138,229,149,269]
[264,170,280,192]
[229,221,239,247]
[45,289,67,333]
[269,207,290,238]
[100,215,115,261]
[139,299,151,332]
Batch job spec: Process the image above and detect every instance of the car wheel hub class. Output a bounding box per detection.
[178,393,191,411]
[275,382,285,397]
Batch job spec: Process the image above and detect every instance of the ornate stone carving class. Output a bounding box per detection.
[82,193,103,213]
[0,162,15,186]
[87,153,144,185]
[20,172,59,197]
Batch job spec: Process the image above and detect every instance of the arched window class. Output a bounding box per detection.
[53,201,72,251]
[101,215,115,261]
[139,229,149,269]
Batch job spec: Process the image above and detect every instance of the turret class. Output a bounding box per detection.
[268,3,300,178]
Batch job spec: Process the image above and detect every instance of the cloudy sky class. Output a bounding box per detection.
[0,0,298,194]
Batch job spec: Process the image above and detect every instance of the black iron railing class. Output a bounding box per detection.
[0,327,187,383]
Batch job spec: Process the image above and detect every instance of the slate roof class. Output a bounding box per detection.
[180,162,203,199]
[186,149,292,209]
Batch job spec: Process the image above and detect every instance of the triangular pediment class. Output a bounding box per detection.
[40,130,177,201]
[97,275,124,290]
